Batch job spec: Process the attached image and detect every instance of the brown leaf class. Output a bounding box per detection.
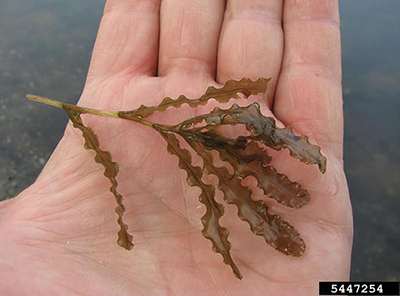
[215,138,310,208]
[118,77,270,119]
[185,139,306,257]
[227,104,326,173]
[180,103,327,173]
[63,107,134,250]
[182,131,310,208]
[161,132,242,279]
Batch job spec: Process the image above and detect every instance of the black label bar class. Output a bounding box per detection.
[319,282,399,295]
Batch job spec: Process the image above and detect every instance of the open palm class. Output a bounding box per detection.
[0,1,352,295]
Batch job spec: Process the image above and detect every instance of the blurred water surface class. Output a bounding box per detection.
[340,0,400,281]
[0,0,104,199]
[0,0,398,282]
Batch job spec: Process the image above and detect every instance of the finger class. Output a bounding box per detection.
[158,0,225,78]
[274,0,342,157]
[86,0,161,82]
[217,0,284,107]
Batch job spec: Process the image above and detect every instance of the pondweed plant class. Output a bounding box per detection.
[27,77,326,279]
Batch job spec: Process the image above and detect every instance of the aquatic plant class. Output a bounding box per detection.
[26,77,326,279]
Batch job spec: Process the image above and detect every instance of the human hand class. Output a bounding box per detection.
[0,1,352,295]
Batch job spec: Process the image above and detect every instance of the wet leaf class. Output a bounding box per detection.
[118,77,270,119]
[63,107,134,250]
[193,134,310,208]
[161,132,242,279]
[179,103,327,173]
[185,139,306,256]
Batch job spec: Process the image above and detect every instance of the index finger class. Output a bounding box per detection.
[86,0,161,83]
[273,0,343,159]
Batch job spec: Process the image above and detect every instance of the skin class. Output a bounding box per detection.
[0,0,352,295]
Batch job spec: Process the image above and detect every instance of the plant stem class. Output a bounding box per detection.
[26,94,119,118]
[26,94,172,132]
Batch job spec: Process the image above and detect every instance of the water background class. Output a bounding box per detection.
[0,0,399,281]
